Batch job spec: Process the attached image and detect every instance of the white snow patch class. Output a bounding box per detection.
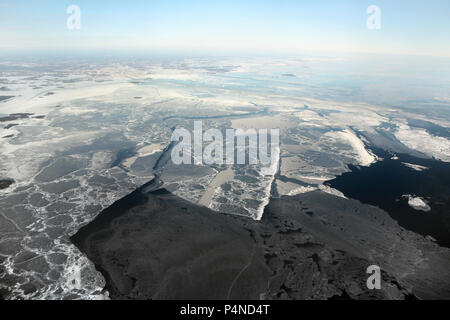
[319,184,347,199]
[287,185,317,196]
[395,124,450,162]
[326,129,377,166]
[257,146,280,220]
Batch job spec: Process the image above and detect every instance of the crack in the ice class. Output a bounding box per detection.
[226,244,257,300]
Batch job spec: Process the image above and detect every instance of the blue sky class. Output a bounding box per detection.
[1,0,449,56]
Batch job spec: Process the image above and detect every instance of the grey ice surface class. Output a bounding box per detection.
[72,190,450,300]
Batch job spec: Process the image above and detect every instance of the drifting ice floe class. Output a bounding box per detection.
[404,195,431,212]
[401,162,429,171]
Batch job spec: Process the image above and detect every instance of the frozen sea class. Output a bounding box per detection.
[0,53,449,299]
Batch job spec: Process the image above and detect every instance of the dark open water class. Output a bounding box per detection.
[325,148,450,247]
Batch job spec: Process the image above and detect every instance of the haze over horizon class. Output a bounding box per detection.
[1,0,450,57]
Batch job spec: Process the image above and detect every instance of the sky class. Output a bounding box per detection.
[1,0,450,56]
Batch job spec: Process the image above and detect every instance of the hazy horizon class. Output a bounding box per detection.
[1,0,450,57]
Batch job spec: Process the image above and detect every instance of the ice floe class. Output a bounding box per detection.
[325,129,377,166]
[401,162,429,171]
[395,124,450,162]
[403,195,431,212]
